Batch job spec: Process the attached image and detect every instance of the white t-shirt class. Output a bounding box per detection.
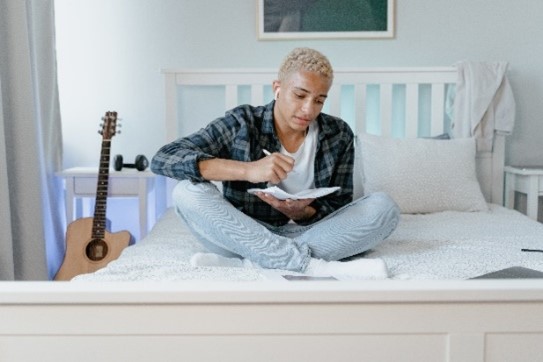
[276,121,318,194]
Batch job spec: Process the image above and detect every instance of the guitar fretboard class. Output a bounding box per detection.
[92,139,111,239]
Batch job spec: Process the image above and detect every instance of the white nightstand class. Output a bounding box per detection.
[57,167,163,239]
[504,165,543,221]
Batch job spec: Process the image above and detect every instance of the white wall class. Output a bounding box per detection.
[54,0,543,237]
[55,0,543,167]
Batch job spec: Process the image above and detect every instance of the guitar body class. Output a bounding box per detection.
[54,218,130,280]
[55,111,132,281]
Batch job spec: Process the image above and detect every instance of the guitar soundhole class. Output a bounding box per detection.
[86,239,109,261]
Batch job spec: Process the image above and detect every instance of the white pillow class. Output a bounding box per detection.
[358,133,488,214]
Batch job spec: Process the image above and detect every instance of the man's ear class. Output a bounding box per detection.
[272,80,281,100]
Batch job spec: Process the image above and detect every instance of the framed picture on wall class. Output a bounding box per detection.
[257,0,394,40]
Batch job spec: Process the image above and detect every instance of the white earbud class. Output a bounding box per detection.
[274,89,279,100]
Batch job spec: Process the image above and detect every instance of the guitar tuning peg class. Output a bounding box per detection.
[116,130,122,134]
[98,130,103,135]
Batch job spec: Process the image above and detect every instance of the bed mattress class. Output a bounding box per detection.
[73,204,543,282]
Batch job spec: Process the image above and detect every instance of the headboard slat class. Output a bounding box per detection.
[379,84,393,136]
[251,85,264,106]
[354,84,367,134]
[430,83,446,135]
[328,85,341,118]
[172,69,276,86]
[405,83,419,138]
[225,85,238,111]
[333,67,457,84]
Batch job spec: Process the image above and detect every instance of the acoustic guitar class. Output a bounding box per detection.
[54,111,131,281]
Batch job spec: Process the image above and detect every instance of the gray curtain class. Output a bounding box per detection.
[0,0,65,280]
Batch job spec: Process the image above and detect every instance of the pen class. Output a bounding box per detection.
[262,148,297,173]
[521,248,543,253]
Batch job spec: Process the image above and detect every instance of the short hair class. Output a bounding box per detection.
[278,47,333,82]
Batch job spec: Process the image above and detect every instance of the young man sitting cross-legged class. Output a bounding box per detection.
[151,47,399,280]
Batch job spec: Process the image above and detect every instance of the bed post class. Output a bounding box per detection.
[163,71,178,143]
[492,132,506,205]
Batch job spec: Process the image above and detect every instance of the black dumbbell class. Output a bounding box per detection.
[113,154,149,171]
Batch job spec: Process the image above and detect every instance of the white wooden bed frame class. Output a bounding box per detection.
[2,67,543,362]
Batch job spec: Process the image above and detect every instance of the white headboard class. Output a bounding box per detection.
[161,67,505,206]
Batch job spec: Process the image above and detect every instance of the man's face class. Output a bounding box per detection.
[273,70,332,134]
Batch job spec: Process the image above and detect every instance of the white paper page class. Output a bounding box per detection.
[247,186,340,200]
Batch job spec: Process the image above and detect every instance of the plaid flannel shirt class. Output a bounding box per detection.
[151,101,354,226]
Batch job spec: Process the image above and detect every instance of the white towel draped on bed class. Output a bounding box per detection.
[451,61,516,151]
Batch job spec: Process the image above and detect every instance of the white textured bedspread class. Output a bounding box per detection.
[368,204,543,279]
[74,204,543,281]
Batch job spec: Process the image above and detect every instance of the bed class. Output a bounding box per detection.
[2,65,543,362]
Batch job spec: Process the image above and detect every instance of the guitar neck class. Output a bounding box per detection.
[92,138,111,239]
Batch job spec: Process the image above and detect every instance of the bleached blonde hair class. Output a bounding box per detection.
[277,47,333,82]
